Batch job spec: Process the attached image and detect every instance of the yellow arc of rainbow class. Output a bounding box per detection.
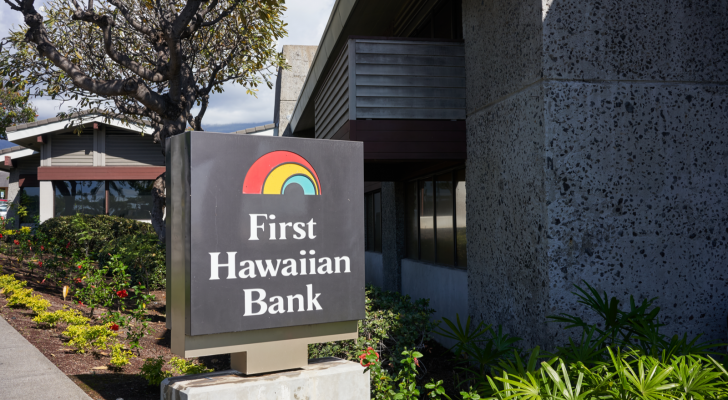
[263,163,320,195]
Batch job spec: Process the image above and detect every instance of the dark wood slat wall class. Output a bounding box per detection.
[354,38,465,121]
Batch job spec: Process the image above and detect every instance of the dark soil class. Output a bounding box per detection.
[0,254,462,399]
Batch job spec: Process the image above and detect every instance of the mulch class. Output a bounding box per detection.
[0,253,461,400]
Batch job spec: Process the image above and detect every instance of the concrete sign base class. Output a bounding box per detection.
[161,358,370,400]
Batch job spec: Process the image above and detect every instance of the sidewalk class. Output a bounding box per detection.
[0,315,91,400]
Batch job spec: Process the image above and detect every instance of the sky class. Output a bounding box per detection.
[0,0,335,136]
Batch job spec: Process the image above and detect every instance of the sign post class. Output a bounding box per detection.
[166,131,364,374]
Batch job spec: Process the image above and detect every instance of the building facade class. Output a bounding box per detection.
[278,0,728,348]
[2,114,275,225]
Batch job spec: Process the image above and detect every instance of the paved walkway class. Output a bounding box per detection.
[0,315,91,400]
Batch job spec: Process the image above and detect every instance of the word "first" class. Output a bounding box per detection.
[249,214,316,241]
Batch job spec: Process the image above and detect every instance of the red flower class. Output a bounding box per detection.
[66,242,71,248]
[77,265,82,269]
[41,246,44,251]
[358,347,379,367]
[109,324,119,331]
[38,261,43,267]
[13,240,19,245]
[74,278,82,283]
[116,289,128,298]
[78,301,83,306]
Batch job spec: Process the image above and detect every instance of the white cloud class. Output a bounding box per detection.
[0,0,335,126]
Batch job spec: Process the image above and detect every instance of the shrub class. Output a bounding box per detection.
[140,357,172,386]
[97,233,166,290]
[0,274,26,295]
[38,214,157,257]
[33,307,90,328]
[6,288,50,313]
[38,214,166,290]
[437,281,728,398]
[309,285,437,364]
[62,323,118,353]
[169,357,214,375]
[109,343,134,369]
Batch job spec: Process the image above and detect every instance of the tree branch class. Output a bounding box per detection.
[71,9,166,82]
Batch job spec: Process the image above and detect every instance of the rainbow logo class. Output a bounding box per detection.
[242,151,322,195]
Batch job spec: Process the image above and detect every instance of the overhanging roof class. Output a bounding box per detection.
[6,111,154,143]
[0,146,39,172]
[288,0,411,135]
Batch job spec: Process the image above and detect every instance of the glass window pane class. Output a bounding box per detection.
[456,169,467,268]
[406,181,418,259]
[419,179,435,263]
[365,193,374,252]
[19,187,40,224]
[436,172,454,266]
[374,191,382,252]
[53,181,105,217]
[108,180,155,220]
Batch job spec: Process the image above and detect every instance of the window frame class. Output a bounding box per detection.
[407,166,466,269]
[364,189,383,253]
[50,179,155,220]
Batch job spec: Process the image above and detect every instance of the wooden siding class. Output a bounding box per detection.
[51,129,94,166]
[313,38,465,140]
[314,42,350,140]
[105,129,164,166]
[16,155,40,175]
[354,39,465,121]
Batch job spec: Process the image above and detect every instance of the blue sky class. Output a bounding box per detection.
[0,0,335,147]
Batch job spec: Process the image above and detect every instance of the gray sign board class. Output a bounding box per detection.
[168,131,365,337]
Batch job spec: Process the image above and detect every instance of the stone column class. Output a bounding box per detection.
[463,0,728,349]
[275,45,317,137]
[380,182,407,293]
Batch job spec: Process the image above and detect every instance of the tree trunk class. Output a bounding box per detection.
[151,172,166,244]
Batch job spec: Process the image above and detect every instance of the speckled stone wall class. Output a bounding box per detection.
[545,81,728,344]
[464,0,728,349]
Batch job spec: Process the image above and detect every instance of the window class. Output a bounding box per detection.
[406,168,466,268]
[51,180,155,220]
[19,187,40,224]
[365,190,382,252]
[410,0,463,40]
[53,181,105,217]
[108,180,155,220]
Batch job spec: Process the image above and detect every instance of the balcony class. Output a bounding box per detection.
[313,37,466,177]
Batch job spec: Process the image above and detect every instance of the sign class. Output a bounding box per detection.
[166,131,364,371]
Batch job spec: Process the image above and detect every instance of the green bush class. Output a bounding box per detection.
[38,214,157,257]
[96,233,165,290]
[37,214,166,289]
[437,281,728,398]
[309,285,437,365]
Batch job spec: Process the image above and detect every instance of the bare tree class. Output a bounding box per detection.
[0,0,287,240]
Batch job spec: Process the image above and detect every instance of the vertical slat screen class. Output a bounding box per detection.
[314,42,350,139]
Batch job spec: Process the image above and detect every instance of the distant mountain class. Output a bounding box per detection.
[200,121,274,133]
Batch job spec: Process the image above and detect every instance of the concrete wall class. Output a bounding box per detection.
[276,45,318,136]
[463,0,728,349]
[402,259,468,349]
[365,251,384,288]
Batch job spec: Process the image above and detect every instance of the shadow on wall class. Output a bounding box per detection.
[464,0,728,351]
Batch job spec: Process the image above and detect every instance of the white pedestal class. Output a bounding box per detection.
[161,358,370,400]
